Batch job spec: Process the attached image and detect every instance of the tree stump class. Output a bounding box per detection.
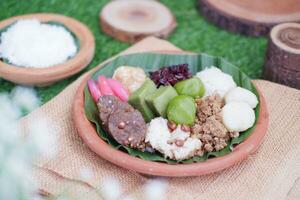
[263,23,300,89]
[99,0,176,43]
[198,0,300,36]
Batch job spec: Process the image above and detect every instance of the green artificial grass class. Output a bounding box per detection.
[0,0,267,105]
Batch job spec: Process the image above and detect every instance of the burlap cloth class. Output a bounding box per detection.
[20,37,300,200]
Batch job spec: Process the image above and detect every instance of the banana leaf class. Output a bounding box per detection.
[84,53,260,164]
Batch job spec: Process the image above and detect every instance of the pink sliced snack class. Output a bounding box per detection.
[87,79,102,102]
[98,75,114,96]
[107,78,129,101]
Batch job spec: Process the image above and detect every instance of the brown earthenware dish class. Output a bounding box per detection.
[0,13,95,86]
[72,52,269,177]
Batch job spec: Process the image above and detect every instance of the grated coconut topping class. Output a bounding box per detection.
[0,19,77,68]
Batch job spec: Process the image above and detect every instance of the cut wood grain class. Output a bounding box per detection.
[263,23,300,89]
[198,0,300,36]
[100,0,176,43]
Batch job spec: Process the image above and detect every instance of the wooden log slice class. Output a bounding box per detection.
[100,0,176,43]
[198,0,300,36]
[263,23,300,89]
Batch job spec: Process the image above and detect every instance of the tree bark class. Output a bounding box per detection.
[263,23,300,89]
[198,0,300,36]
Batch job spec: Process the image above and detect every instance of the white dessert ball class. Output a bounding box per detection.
[196,67,237,97]
[225,87,258,108]
[221,102,255,132]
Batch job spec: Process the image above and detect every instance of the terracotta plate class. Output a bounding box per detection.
[0,13,95,86]
[72,52,269,177]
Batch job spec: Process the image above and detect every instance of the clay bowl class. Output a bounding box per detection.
[72,52,269,177]
[0,13,95,86]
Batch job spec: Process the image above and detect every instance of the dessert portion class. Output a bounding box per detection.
[191,94,239,154]
[146,117,202,160]
[0,19,78,68]
[149,64,192,87]
[221,102,255,132]
[145,86,178,118]
[196,67,236,97]
[108,109,146,148]
[97,95,146,148]
[225,87,258,109]
[113,66,146,93]
[87,64,258,161]
[128,79,156,122]
[167,95,196,125]
[97,95,133,127]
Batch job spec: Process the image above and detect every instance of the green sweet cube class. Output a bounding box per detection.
[145,86,178,118]
[128,79,156,122]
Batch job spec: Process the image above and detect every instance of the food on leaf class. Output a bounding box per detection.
[97,95,133,127]
[107,78,129,102]
[145,86,178,117]
[128,79,156,122]
[167,95,196,125]
[196,67,236,97]
[192,116,232,152]
[112,66,147,93]
[191,94,238,153]
[97,95,146,148]
[146,117,202,160]
[225,87,258,108]
[149,63,192,87]
[85,55,260,163]
[174,77,205,98]
[87,79,102,102]
[108,110,146,148]
[195,94,224,123]
[98,75,114,96]
[221,102,255,132]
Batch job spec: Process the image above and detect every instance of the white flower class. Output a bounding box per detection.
[122,195,136,200]
[56,196,71,200]
[144,179,168,200]
[0,93,20,146]
[0,86,41,200]
[0,93,20,120]
[79,167,94,182]
[0,150,36,200]
[32,195,47,200]
[28,117,57,157]
[100,177,122,200]
[11,86,40,112]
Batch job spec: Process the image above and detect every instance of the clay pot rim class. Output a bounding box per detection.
[0,13,95,86]
[72,51,269,177]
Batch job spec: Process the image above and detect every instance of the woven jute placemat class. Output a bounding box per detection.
[20,37,300,200]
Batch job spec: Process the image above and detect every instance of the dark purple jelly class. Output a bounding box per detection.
[149,63,192,87]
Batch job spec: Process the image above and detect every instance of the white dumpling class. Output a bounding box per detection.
[221,102,255,132]
[196,67,237,97]
[225,87,258,109]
